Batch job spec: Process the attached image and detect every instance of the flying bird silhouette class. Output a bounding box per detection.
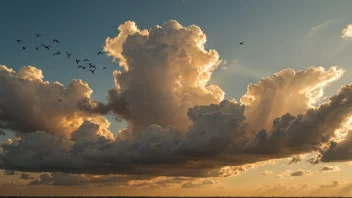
[53,39,59,43]
[53,51,61,56]
[22,46,27,50]
[89,65,96,69]
[240,41,244,45]
[16,40,22,44]
[36,47,39,50]
[83,59,89,62]
[76,59,80,64]
[77,65,86,70]
[97,51,103,55]
[89,69,95,74]
[65,51,72,59]
[35,34,41,38]
[41,44,51,50]
[102,67,107,70]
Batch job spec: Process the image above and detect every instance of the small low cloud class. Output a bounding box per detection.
[290,169,311,177]
[319,165,341,172]
[261,170,273,176]
[3,170,15,176]
[274,170,292,179]
[288,155,301,165]
[20,173,34,180]
[342,24,352,39]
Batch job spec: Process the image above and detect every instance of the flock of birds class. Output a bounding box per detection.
[16,34,245,75]
[16,34,107,74]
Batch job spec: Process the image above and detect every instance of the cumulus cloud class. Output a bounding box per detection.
[320,180,349,188]
[0,65,113,138]
[2,65,352,178]
[342,24,352,39]
[261,170,273,176]
[240,66,344,132]
[319,165,341,172]
[3,170,15,175]
[288,155,301,165]
[1,20,352,182]
[86,20,225,136]
[274,170,292,179]
[320,130,352,162]
[290,169,311,176]
[20,173,34,180]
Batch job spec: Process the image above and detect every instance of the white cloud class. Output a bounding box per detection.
[342,24,352,39]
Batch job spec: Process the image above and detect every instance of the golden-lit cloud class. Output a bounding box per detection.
[342,24,352,39]
[319,165,341,172]
[0,65,113,138]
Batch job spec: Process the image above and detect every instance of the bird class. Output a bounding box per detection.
[89,69,95,74]
[22,46,27,50]
[83,59,89,62]
[53,51,61,56]
[65,51,72,59]
[76,59,81,64]
[240,41,244,45]
[53,39,59,43]
[36,47,39,50]
[77,65,86,70]
[16,40,22,44]
[97,51,103,55]
[89,65,96,69]
[102,66,107,70]
[35,34,41,38]
[41,44,51,50]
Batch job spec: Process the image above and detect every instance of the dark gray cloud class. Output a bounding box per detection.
[290,169,311,176]
[3,170,15,176]
[319,165,341,172]
[288,155,301,165]
[20,173,34,180]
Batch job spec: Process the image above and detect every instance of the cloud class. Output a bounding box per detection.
[20,173,34,180]
[1,20,352,181]
[1,65,352,178]
[320,180,349,188]
[181,178,218,188]
[274,170,292,179]
[0,65,113,138]
[240,66,344,132]
[290,169,311,176]
[320,130,352,162]
[342,24,352,39]
[319,165,341,172]
[3,170,15,176]
[288,155,301,165]
[261,170,273,176]
[86,20,225,137]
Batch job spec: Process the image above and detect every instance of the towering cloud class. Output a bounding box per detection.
[87,20,224,136]
[241,67,344,132]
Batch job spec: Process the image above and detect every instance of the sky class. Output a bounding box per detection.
[1,0,352,196]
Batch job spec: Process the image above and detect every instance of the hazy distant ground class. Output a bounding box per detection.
[0,197,339,198]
